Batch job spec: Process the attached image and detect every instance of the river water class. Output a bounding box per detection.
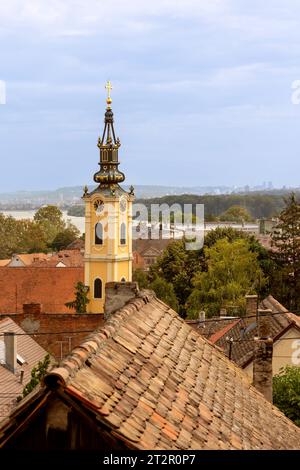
[1,211,259,238]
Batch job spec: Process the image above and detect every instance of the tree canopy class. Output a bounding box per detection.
[219,205,253,222]
[186,238,265,318]
[271,193,300,310]
[149,277,179,311]
[132,269,150,290]
[0,206,80,259]
[144,227,269,317]
[273,365,300,427]
[65,282,90,313]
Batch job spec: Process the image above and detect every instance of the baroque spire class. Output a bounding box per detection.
[93,81,125,187]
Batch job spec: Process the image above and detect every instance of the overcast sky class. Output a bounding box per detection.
[1,0,300,192]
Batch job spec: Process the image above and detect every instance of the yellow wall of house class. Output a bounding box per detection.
[84,191,133,313]
[243,327,300,379]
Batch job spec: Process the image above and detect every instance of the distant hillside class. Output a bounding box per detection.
[0,184,299,211]
[67,192,289,219]
[0,184,232,209]
[137,193,288,219]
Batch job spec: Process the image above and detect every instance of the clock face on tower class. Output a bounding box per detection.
[120,198,127,213]
[94,199,104,215]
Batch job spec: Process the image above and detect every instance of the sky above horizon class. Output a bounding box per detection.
[1,0,300,192]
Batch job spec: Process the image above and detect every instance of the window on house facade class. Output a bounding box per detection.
[95,223,103,245]
[94,278,102,299]
[120,222,126,245]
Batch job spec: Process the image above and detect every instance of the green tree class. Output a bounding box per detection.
[169,211,200,224]
[186,238,265,318]
[203,228,273,297]
[205,213,218,222]
[271,193,300,310]
[51,226,80,252]
[137,193,285,220]
[34,205,79,250]
[219,205,253,223]
[204,226,247,248]
[0,213,19,258]
[132,269,150,289]
[66,282,90,313]
[149,277,179,311]
[148,228,268,317]
[149,240,201,316]
[34,205,66,227]
[22,354,51,398]
[67,205,85,217]
[0,214,49,258]
[17,219,48,253]
[34,205,66,246]
[273,365,300,427]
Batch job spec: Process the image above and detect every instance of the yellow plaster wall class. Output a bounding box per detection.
[84,191,133,313]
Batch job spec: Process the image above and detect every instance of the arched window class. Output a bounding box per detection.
[120,222,126,245]
[94,278,102,299]
[95,223,103,245]
[121,277,126,283]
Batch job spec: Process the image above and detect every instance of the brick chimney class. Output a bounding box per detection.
[245,294,258,318]
[104,282,139,320]
[4,332,17,374]
[253,309,273,403]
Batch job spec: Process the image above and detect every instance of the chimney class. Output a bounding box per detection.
[4,332,17,374]
[253,309,273,402]
[198,310,206,323]
[104,282,139,320]
[220,307,227,317]
[245,294,258,318]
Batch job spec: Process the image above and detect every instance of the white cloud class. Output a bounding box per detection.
[1,0,300,47]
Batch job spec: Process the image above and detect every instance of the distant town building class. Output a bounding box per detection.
[259,218,278,235]
[133,236,174,271]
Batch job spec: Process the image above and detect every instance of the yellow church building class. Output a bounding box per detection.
[83,82,134,313]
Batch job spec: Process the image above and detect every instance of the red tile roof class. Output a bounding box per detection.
[39,292,300,449]
[1,249,84,268]
[206,296,300,367]
[2,291,300,449]
[209,319,240,344]
[32,250,83,267]
[0,260,9,267]
[66,238,85,251]
[8,253,50,266]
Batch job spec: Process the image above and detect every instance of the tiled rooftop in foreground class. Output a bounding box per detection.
[1,288,299,450]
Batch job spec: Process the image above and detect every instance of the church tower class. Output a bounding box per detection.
[83,82,134,313]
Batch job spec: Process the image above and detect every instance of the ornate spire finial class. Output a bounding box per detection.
[93,84,125,187]
[105,80,112,108]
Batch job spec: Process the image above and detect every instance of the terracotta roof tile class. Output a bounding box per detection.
[209,320,241,344]
[34,291,300,450]
[0,260,9,267]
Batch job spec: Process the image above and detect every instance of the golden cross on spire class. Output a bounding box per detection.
[105,80,112,108]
